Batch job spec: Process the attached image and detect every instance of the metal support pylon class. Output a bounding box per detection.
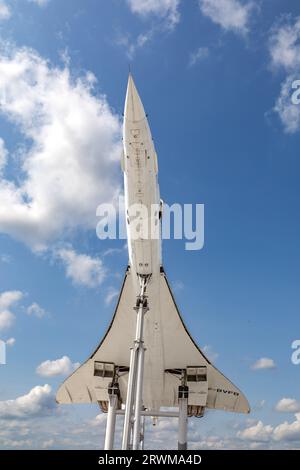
[122,275,149,450]
[178,384,189,450]
[104,383,119,450]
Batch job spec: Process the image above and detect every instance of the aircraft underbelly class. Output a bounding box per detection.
[92,272,171,409]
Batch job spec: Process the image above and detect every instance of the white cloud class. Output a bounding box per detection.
[0,384,55,419]
[115,30,154,59]
[36,356,80,377]
[251,357,276,370]
[6,337,15,346]
[273,413,300,442]
[269,17,300,133]
[274,76,300,133]
[199,0,254,35]
[249,442,266,449]
[41,439,54,449]
[89,413,107,427]
[105,287,119,305]
[0,1,11,21]
[0,310,14,331]
[127,0,180,30]
[55,247,106,288]
[189,47,209,67]
[237,420,274,442]
[270,17,300,71]
[120,0,180,58]
[27,0,50,6]
[275,398,300,413]
[1,439,33,448]
[26,303,46,318]
[0,138,8,172]
[0,291,23,331]
[0,45,121,250]
[238,412,300,444]
[193,435,226,449]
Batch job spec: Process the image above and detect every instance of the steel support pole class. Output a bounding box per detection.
[178,397,188,450]
[140,415,146,450]
[122,276,148,450]
[104,393,118,450]
[121,344,137,449]
[132,342,145,449]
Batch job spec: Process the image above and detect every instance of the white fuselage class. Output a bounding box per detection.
[122,76,161,291]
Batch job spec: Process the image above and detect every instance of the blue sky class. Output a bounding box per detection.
[0,0,300,449]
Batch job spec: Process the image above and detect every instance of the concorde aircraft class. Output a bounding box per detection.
[56,75,250,450]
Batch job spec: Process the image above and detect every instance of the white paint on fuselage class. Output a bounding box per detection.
[123,75,161,293]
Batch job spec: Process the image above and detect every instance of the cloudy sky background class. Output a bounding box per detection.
[1,0,300,449]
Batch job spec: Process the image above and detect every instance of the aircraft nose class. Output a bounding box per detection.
[124,74,146,123]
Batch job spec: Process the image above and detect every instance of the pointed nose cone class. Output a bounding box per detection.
[124,74,146,122]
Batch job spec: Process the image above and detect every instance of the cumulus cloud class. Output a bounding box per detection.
[127,0,180,30]
[89,413,107,427]
[270,17,300,71]
[192,435,226,449]
[269,17,300,133]
[6,337,15,346]
[0,385,56,419]
[189,47,209,67]
[237,420,274,442]
[199,0,254,35]
[26,303,46,318]
[273,75,300,133]
[0,291,23,331]
[0,138,8,173]
[55,247,106,288]
[1,439,33,448]
[0,45,121,250]
[273,413,300,442]
[238,412,300,444]
[41,439,54,449]
[0,1,11,21]
[36,356,80,377]
[275,398,300,413]
[251,357,276,370]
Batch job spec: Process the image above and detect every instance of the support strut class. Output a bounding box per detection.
[178,385,189,450]
[104,383,119,450]
[121,275,150,450]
